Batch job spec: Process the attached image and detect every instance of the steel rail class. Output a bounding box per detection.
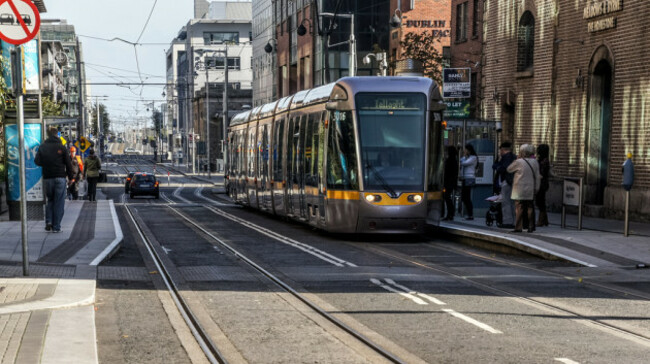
[123,205,227,364]
[166,205,407,364]
[361,244,650,346]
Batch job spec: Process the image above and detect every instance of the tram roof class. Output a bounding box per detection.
[335,76,439,98]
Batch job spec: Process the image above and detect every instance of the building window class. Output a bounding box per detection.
[442,46,451,68]
[206,57,241,70]
[456,2,468,42]
[203,32,239,45]
[517,11,535,72]
[472,0,480,37]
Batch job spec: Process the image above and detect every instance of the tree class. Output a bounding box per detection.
[42,96,64,116]
[151,109,162,137]
[399,31,445,84]
[91,103,111,136]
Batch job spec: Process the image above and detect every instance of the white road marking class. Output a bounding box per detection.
[161,246,172,254]
[441,309,503,334]
[172,187,192,204]
[205,206,357,267]
[370,279,428,305]
[194,187,231,206]
[383,278,446,305]
[554,359,580,364]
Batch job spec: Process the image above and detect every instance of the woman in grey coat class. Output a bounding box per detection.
[507,144,541,232]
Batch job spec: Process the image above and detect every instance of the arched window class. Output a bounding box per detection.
[517,11,535,72]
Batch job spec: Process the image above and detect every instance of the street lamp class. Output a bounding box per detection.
[264,39,276,54]
[195,46,230,177]
[320,12,356,77]
[363,52,388,76]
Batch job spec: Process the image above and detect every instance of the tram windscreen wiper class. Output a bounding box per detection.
[365,163,398,198]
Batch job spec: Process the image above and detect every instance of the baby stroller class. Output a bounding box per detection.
[485,195,503,227]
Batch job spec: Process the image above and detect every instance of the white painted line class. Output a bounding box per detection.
[162,246,172,254]
[555,359,580,364]
[441,309,503,334]
[206,206,357,267]
[442,225,598,268]
[370,279,428,305]
[160,192,175,204]
[90,200,124,266]
[384,278,446,305]
[173,187,192,204]
[194,186,231,206]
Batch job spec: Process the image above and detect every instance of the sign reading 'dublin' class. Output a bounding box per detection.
[583,0,623,33]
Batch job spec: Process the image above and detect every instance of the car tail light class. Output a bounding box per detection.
[154,181,159,187]
[127,178,131,181]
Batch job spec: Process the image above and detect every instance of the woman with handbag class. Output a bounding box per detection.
[460,144,478,220]
[83,148,102,202]
[507,144,542,232]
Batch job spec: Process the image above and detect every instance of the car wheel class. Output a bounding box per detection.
[130,193,135,199]
[155,193,160,199]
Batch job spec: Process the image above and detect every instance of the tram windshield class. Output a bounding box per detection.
[356,93,426,192]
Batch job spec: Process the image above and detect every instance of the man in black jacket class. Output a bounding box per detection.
[492,141,516,228]
[34,127,74,232]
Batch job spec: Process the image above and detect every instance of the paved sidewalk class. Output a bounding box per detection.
[0,198,122,363]
[439,211,650,269]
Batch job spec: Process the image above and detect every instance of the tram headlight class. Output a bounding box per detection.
[408,194,423,203]
[365,194,382,203]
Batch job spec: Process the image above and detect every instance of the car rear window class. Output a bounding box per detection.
[134,175,155,183]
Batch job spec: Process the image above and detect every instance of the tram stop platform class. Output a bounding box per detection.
[438,211,650,270]
[0,197,122,364]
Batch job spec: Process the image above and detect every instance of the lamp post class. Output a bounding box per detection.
[320,12,356,77]
[362,52,388,76]
[195,46,230,177]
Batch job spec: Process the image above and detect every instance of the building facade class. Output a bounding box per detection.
[40,20,90,135]
[168,0,253,170]
[450,0,482,118]
[252,0,276,106]
[482,0,650,219]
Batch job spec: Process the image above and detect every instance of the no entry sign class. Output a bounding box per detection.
[0,0,41,45]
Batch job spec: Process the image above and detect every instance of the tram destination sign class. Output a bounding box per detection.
[442,68,471,99]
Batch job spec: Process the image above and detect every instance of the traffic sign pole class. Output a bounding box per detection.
[11,47,29,276]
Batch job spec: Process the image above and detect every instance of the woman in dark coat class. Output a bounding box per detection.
[443,146,459,220]
[536,144,551,226]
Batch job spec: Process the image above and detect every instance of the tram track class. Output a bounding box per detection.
[165,204,408,364]
[186,189,650,348]
[123,204,228,364]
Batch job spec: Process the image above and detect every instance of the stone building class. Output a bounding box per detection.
[481,0,650,219]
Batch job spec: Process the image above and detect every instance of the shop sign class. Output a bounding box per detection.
[443,100,470,119]
[583,0,623,33]
[442,68,471,99]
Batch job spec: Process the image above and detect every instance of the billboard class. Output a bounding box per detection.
[6,123,43,201]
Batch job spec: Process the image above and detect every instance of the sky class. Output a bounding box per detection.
[43,0,193,130]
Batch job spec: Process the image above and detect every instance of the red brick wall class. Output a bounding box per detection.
[451,0,483,116]
[390,0,452,64]
[482,0,650,217]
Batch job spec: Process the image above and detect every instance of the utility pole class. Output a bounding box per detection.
[222,43,229,174]
[205,58,211,178]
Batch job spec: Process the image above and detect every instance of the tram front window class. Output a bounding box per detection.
[356,93,426,193]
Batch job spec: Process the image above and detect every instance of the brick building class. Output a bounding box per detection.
[482,0,650,219]
[389,0,452,68]
[450,0,482,118]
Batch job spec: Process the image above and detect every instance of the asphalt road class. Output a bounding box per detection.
[95,157,650,364]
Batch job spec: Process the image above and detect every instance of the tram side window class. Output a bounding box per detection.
[304,114,315,187]
[326,110,358,190]
[273,118,285,182]
[258,124,269,180]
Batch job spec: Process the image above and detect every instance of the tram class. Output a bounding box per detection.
[225,76,446,233]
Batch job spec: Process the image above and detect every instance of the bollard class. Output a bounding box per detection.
[622,153,634,237]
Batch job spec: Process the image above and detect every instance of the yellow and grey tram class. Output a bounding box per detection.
[226,76,446,233]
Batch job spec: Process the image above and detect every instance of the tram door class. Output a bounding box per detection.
[290,117,307,219]
[272,118,286,215]
[286,117,297,216]
[258,123,271,211]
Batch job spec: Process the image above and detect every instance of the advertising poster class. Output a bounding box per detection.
[6,124,43,201]
[1,40,13,90]
[23,39,40,91]
[442,68,471,99]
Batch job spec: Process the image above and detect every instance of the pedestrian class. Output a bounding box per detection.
[492,141,516,228]
[507,144,541,233]
[460,144,478,220]
[34,127,74,233]
[536,144,551,227]
[68,146,83,200]
[443,146,459,221]
[84,148,102,202]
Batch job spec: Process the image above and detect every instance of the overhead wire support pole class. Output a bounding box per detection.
[12,48,29,276]
[223,42,229,175]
